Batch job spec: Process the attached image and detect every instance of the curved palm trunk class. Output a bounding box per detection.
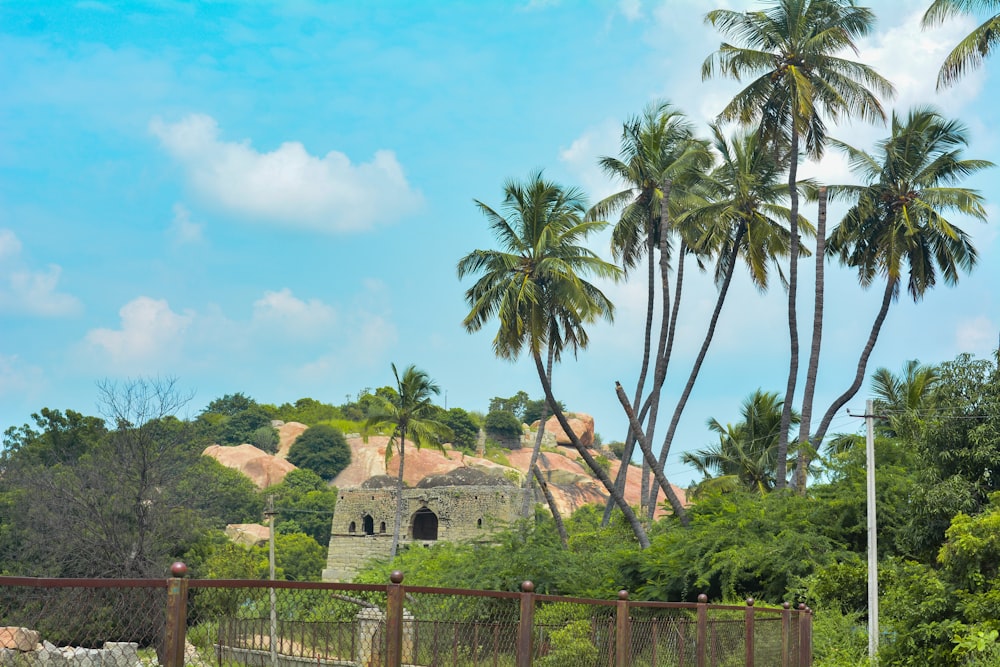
[644,240,688,515]
[649,226,745,516]
[533,464,568,548]
[521,346,555,518]
[794,186,827,494]
[532,349,650,549]
[813,277,896,447]
[776,130,802,491]
[390,429,406,559]
[615,382,688,525]
[606,184,674,525]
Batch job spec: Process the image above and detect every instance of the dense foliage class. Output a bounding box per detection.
[286,424,352,481]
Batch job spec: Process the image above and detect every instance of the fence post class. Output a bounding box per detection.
[797,604,809,667]
[386,570,405,667]
[517,581,535,667]
[804,606,813,666]
[615,590,630,667]
[781,602,791,667]
[164,562,188,667]
[696,593,707,667]
[744,598,755,667]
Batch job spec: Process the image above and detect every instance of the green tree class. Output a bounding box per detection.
[924,0,1000,88]
[703,0,894,489]
[268,469,338,545]
[683,389,800,494]
[202,392,257,417]
[484,409,522,441]
[871,359,941,438]
[437,407,479,453]
[813,108,992,447]
[287,424,351,481]
[457,173,656,546]
[365,364,452,558]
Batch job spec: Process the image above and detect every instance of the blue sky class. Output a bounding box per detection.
[1,0,996,487]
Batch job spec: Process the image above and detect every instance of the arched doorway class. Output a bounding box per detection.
[411,507,438,541]
[362,514,374,535]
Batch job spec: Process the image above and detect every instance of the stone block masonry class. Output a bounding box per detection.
[322,484,519,582]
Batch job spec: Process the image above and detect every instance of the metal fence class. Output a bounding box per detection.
[0,565,812,667]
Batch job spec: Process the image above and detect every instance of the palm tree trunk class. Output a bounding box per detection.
[533,464,568,548]
[794,186,827,494]
[649,226,745,516]
[532,349,650,549]
[644,240,687,516]
[813,278,896,447]
[776,130,801,491]
[522,346,555,518]
[615,382,688,525]
[606,186,673,525]
[390,430,406,559]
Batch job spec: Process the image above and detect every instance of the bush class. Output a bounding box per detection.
[485,410,522,438]
[287,425,351,481]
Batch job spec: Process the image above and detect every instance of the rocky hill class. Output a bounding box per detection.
[204,421,684,519]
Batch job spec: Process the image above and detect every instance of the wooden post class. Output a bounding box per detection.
[164,562,188,667]
[781,602,791,667]
[804,606,813,666]
[517,581,535,667]
[386,571,405,667]
[744,598,755,667]
[696,593,707,667]
[798,604,809,667]
[615,590,630,667]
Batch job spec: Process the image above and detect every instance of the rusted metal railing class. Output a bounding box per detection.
[0,564,812,666]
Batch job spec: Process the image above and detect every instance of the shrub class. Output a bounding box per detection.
[287,425,351,481]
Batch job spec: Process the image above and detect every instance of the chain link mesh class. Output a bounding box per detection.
[0,577,810,667]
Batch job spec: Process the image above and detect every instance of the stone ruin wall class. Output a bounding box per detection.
[322,485,519,582]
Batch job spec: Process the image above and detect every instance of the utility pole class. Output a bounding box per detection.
[848,401,879,661]
[265,495,277,667]
[864,400,879,661]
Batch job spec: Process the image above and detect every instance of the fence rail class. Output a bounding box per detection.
[0,564,812,667]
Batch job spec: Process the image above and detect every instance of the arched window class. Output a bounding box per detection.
[348,521,356,533]
[477,518,483,529]
[411,508,439,541]
[379,521,387,533]
[362,514,374,535]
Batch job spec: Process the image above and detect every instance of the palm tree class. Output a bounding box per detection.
[683,389,800,495]
[871,359,941,438]
[703,0,894,489]
[647,125,804,516]
[923,0,1000,88]
[365,363,452,559]
[457,173,657,547]
[812,107,992,447]
[589,101,711,522]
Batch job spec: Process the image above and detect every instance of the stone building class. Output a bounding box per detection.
[322,467,519,582]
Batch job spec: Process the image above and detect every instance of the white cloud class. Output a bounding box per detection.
[167,202,203,244]
[955,316,998,356]
[619,0,642,22]
[0,229,22,258]
[0,354,45,398]
[150,114,423,233]
[857,8,983,118]
[252,288,337,340]
[558,118,625,205]
[85,297,194,371]
[0,229,81,317]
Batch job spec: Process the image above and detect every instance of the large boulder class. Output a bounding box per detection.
[0,628,39,651]
[225,523,270,547]
[534,413,595,448]
[203,444,297,488]
[275,422,309,459]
